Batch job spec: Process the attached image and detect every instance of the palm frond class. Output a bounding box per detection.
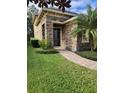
[72,5,97,50]
[71,27,81,37]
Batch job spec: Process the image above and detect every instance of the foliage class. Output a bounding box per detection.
[27,5,39,40]
[27,5,38,32]
[72,6,97,51]
[30,38,40,48]
[27,17,33,32]
[27,45,97,93]
[27,0,71,12]
[71,27,81,37]
[76,51,97,61]
[39,39,52,50]
[36,48,58,54]
[27,5,38,18]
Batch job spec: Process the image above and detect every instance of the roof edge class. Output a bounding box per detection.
[42,8,78,16]
[52,16,78,24]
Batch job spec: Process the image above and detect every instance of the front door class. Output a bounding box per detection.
[53,28,61,46]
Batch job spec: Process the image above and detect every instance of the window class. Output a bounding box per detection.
[42,24,45,39]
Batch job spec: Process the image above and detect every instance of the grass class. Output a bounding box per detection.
[75,51,97,61]
[27,45,97,93]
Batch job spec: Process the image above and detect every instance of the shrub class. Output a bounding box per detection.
[36,49,58,54]
[40,39,52,50]
[30,38,40,48]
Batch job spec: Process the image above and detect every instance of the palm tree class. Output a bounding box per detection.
[72,6,97,51]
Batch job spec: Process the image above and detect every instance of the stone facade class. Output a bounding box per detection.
[33,8,87,51]
[46,16,53,45]
[62,20,78,51]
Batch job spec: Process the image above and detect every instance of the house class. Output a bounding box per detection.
[33,8,90,51]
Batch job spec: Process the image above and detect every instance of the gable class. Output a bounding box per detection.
[34,8,78,26]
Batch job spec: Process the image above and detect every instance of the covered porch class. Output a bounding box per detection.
[50,21,77,51]
[52,23,66,50]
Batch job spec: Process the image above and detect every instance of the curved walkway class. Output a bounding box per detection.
[57,49,97,70]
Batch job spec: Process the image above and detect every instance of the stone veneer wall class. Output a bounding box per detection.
[63,20,78,51]
[46,16,53,45]
[77,32,91,51]
[46,14,72,46]
[77,32,82,50]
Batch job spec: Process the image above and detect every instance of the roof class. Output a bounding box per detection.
[34,8,78,26]
[40,7,78,16]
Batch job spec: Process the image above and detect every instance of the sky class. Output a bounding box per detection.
[29,0,97,14]
[68,0,97,14]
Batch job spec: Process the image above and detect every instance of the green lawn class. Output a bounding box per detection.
[27,45,97,93]
[76,51,97,61]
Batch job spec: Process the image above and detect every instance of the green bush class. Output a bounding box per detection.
[36,49,58,54]
[40,39,52,50]
[30,38,40,48]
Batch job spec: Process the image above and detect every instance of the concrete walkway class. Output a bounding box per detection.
[57,49,97,70]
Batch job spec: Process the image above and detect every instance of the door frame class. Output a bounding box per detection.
[53,27,62,47]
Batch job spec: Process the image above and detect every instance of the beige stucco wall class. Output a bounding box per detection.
[33,14,47,40]
[33,22,42,40]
